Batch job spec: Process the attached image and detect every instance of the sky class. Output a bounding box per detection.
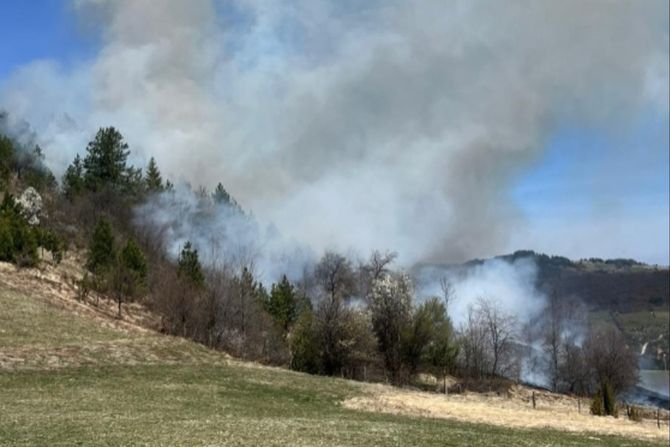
[0,0,668,266]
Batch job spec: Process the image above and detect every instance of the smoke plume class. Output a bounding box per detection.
[1,0,668,265]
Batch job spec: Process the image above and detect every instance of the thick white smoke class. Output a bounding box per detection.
[134,186,315,284]
[415,257,545,328]
[1,0,668,265]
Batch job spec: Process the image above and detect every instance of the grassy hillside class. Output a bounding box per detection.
[0,267,666,446]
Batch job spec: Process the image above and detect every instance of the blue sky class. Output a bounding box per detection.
[1,1,668,264]
[0,1,97,79]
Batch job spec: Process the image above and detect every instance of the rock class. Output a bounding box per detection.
[17,187,43,226]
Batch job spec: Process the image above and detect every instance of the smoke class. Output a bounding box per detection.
[134,186,315,284]
[415,257,545,327]
[0,112,39,153]
[1,0,668,265]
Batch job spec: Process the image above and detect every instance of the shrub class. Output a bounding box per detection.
[0,194,38,267]
[627,405,642,422]
[590,389,604,416]
[35,227,66,264]
[602,380,617,417]
[87,218,115,274]
[590,381,618,417]
[290,310,322,374]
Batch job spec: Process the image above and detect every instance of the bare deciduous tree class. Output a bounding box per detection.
[478,298,518,378]
[584,325,638,396]
[315,251,355,301]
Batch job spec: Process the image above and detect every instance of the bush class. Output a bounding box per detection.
[590,381,618,417]
[602,381,617,417]
[590,389,604,416]
[0,194,38,267]
[35,227,66,264]
[627,405,642,422]
[290,310,322,374]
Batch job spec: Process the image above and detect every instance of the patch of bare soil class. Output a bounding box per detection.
[343,382,670,442]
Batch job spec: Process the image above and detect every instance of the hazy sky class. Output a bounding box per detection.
[1,1,668,265]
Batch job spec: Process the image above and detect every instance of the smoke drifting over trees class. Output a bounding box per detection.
[1,0,668,265]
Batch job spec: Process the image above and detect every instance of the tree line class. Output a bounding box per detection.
[0,123,638,414]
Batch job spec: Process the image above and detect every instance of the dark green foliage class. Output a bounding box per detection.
[144,157,163,192]
[290,310,322,374]
[34,227,66,264]
[62,154,85,199]
[0,135,16,188]
[120,238,148,283]
[423,299,459,388]
[86,218,116,274]
[403,297,458,379]
[110,241,148,317]
[178,241,204,286]
[82,127,132,192]
[266,275,300,332]
[0,194,38,267]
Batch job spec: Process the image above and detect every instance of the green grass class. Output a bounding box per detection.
[0,283,664,446]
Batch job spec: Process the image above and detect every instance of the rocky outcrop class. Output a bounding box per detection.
[16,187,43,226]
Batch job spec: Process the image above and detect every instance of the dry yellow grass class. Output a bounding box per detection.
[344,382,670,443]
[0,252,158,334]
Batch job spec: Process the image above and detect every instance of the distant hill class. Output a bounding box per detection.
[423,250,669,313]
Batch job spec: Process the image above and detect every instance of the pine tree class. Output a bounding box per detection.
[212,182,241,211]
[0,135,15,188]
[82,127,131,191]
[266,275,300,332]
[62,154,84,199]
[110,238,148,317]
[178,241,204,286]
[0,194,38,266]
[87,218,115,274]
[145,157,163,192]
[120,238,148,282]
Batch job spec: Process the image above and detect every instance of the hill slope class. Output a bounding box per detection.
[0,260,667,446]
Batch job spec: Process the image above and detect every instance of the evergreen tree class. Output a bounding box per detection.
[86,218,115,274]
[0,194,38,266]
[144,157,163,192]
[120,238,148,282]
[212,182,241,211]
[212,182,232,204]
[82,127,131,191]
[110,238,148,317]
[178,241,204,286]
[266,275,300,332]
[0,135,15,188]
[62,154,85,199]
